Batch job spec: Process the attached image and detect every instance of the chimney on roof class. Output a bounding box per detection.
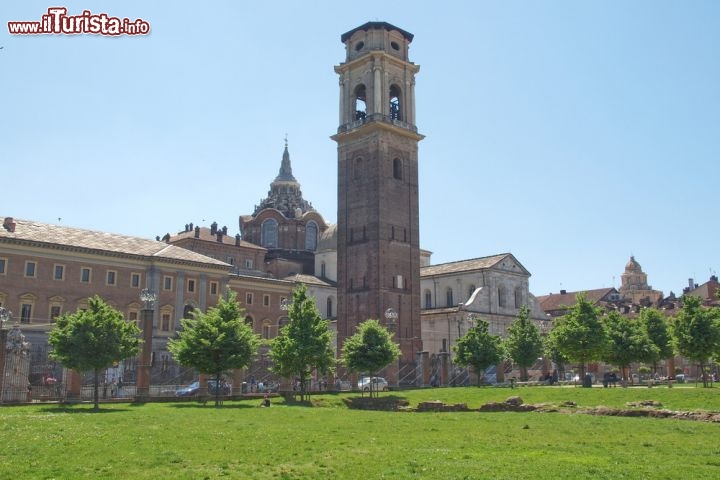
[560,289,567,295]
[235,234,241,247]
[194,226,200,238]
[216,231,223,243]
[210,222,218,235]
[688,278,694,291]
[222,226,228,235]
[3,217,16,233]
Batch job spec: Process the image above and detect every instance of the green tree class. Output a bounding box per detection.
[637,307,673,376]
[48,295,141,410]
[453,318,502,385]
[544,326,570,380]
[551,294,607,385]
[269,284,335,401]
[341,319,400,397]
[168,289,260,406]
[670,295,720,387]
[602,310,658,381]
[503,305,544,381]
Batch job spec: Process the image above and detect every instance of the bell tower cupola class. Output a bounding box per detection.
[335,21,420,133]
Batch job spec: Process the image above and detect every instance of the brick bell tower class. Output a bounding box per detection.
[332,22,423,371]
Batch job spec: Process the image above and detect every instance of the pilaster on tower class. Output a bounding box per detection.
[333,21,423,373]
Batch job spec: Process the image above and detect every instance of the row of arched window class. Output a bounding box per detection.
[260,219,318,251]
[423,285,525,309]
[354,83,403,121]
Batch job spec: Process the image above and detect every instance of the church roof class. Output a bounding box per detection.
[420,253,528,277]
[0,216,230,268]
[317,224,337,252]
[283,273,336,287]
[251,142,315,218]
[341,22,414,43]
[169,225,266,251]
[536,288,617,312]
[625,256,642,272]
[274,143,297,182]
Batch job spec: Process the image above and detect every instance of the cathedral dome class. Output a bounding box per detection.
[317,224,337,252]
[625,256,642,273]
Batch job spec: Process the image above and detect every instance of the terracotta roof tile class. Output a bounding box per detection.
[420,253,513,277]
[536,288,617,312]
[1,217,230,268]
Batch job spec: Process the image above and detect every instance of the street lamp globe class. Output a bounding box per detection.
[384,307,398,331]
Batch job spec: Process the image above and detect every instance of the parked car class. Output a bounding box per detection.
[358,377,388,392]
[175,381,200,397]
[175,380,231,397]
[208,379,232,395]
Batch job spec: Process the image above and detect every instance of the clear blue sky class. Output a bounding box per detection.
[2,1,718,298]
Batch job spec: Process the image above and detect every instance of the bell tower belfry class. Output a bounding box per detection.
[332,22,423,369]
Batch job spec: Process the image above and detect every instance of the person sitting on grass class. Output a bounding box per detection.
[260,394,270,408]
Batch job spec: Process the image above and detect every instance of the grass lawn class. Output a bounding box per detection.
[2,385,720,479]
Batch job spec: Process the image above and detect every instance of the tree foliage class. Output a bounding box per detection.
[268,284,335,401]
[602,310,658,380]
[341,319,400,397]
[544,325,569,376]
[168,289,260,406]
[550,293,607,382]
[49,295,141,409]
[670,295,720,387]
[637,307,673,374]
[453,318,502,385]
[503,306,544,381]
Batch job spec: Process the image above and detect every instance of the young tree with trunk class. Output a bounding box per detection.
[168,289,260,406]
[269,284,335,401]
[503,305,544,381]
[341,319,400,397]
[550,294,607,386]
[49,295,141,410]
[637,307,673,376]
[670,295,720,387]
[453,318,503,385]
[602,310,658,381]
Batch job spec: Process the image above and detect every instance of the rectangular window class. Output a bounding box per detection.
[0,258,6,275]
[244,259,253,269]
[263,295,270,307]
[246,293,253,305]
[130,273,141,288]
[50,306,61,322]
[163,276,173,291]
[106,270,117,286]
[81,267,91,283]
[210,282,218,295]
[54,264,65,280]
[188,279,196,293]
[161,313,171,332]
[25,261,36,278]
[21,303,32,324]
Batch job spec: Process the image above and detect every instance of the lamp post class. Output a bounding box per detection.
[383,308,399,391]
[136,289,156,400]
[384,307,398,331]
[0,306,11,329]
[0,307,12,403]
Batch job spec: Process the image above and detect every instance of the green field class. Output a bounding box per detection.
[2,385,719,479]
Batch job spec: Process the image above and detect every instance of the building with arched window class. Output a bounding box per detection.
[239,141,329,277]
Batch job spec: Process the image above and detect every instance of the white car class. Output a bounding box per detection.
[358,377,389,392]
